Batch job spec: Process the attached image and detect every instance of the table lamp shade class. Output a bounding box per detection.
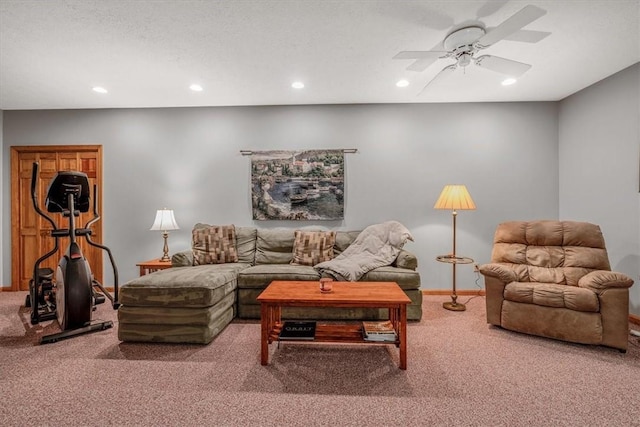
[150,209,179,231]
[434,185,476,211]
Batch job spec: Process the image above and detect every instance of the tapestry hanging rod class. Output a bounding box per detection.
[240,148,357,156]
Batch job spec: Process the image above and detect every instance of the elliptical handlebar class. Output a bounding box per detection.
[31,162,58,233]
[83,184,120,308]
[84,184,101,230]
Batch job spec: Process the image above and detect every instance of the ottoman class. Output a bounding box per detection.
[117,264,242,344]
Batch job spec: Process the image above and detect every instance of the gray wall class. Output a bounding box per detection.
[2,102,559,293]
[559,63,640,316]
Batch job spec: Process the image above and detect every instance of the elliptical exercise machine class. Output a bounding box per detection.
[27,162,120,344]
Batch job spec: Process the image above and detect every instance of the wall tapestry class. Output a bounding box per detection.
[251,150,344,220]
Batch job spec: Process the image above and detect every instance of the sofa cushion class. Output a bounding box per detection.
[118,292,236,326]
[120,264,244,308]
[360,266,421,290]
[291,230,336,266]
[255,229,295,264]
[236,226,257,264]
[118,305,235,344]
[504,282,599,313]
[238,264,320,288]
[192,224,239,265]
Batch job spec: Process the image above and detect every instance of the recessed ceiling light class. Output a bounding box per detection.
[291,81,304,89]
[396,80,409,88]
[502,78,517,86]
[92,86,108,94]
[189,84,203,92]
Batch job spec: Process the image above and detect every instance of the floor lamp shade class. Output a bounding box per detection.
[150,209,179,262]
[434,185,476,211]
[434,185,475,312]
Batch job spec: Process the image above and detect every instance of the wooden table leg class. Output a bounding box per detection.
[260,303,270,365]
[399,304,407,370]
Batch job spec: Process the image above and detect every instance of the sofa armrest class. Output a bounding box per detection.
[394,249,418,270]
[171,250,194,267]
[478,263,517,284]
[578,271,634,293]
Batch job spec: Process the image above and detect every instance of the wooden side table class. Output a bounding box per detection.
[136,259,172,276]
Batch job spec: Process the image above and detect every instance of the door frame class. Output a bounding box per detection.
[10,145,103,291]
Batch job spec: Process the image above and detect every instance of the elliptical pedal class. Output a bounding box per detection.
[93,292,106,305]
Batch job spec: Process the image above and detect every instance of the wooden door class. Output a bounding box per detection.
[11,146,103,291]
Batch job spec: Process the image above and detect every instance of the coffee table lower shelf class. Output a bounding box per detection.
[270,323,399,345]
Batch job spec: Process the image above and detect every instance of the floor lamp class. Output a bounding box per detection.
[150,208,180,262]
[434,185,476,311]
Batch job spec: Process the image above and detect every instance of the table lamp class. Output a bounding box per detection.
[150,208,179,262]
[434,185,476,311]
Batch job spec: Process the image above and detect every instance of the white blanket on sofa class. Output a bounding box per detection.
[314,220,413,281]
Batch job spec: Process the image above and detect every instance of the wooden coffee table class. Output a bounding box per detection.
[256,280,411,369]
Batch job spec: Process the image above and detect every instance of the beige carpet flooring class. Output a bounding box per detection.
[1,291,639,426]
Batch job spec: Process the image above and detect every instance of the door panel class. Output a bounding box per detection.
[11,146,103,291]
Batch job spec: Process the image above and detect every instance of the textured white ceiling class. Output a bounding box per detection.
[0,0,638,110]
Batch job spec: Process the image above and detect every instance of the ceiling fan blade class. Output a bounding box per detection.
[393,51,446,60]
[378,2,455,31]
[476,5,546,48]
[475,55,531,77]
[406,57,440,72]
[394,51,448,72]
[504,29,551,43]
[417,64,457,96]
[475,0,509,19]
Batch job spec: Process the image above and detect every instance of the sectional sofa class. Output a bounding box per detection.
[117,225,422,344]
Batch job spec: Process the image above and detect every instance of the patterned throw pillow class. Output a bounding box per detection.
[192,225,239,265]
[291,230,336,266]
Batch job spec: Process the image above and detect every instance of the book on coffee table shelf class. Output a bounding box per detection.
[279,321,316,340]
[362,320,397,342]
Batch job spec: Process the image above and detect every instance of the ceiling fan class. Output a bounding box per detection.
[393,5,548,94]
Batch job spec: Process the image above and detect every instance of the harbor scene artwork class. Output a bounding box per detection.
[251,149,344,220]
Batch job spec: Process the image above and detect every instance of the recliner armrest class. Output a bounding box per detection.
[171,250,194,267]
[479,263,517,283]
[578,270,634,293]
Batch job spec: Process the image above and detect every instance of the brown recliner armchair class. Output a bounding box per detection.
[479,220,634,352]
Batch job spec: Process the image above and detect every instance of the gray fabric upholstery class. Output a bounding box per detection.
[360,266,420,290]
[119,224,423,344]
[238,264,320,288]
[255,228,295,264]
[119,264,245,308]
[118,305,235,344]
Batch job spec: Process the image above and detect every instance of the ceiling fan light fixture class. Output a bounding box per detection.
[502,78,517,86]
[457,53,472,68]
[396,79,409,88]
